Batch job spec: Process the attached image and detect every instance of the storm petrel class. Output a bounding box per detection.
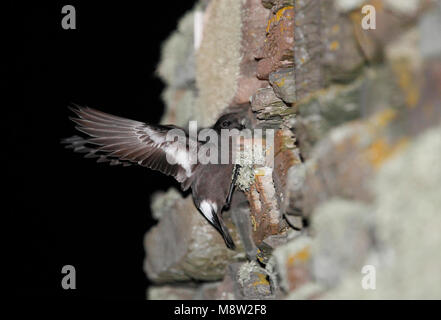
[63,105,246,249]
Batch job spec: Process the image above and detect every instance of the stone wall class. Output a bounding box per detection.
[144,0,441,299]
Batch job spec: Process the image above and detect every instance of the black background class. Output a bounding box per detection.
[10,1,195,299]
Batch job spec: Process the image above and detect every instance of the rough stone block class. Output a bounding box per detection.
[233,0,269,104]
[293,0,323,102]
[292,108,412,217]
[273,236,312,292]
[196,0,243,125]
[257,6,294,79]
[322,125,441,299]
[294,66,406,159]
[250,87,285,112]
[214,262,275,299]
[311,199,373,288]
[144,190,244,283]
[321,0,366,83]
[148,285,197,300]
[269,68,296,103]
[193,282,223,300]
[246,167,284,245]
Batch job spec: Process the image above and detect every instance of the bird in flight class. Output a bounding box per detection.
[63,105,247,249]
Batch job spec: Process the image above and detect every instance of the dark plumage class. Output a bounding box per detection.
[63,105,246,249]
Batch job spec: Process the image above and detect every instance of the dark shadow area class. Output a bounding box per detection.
[9,0,195,299]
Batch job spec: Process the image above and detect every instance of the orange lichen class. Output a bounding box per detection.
[366,137,409,169]
[253,273,270,287]
[368,109,397,131]
[266,6,294,33]
[392,60,420,108]
[331,24,340,34]
[329,41,340,51]
[366,138,390,168]
[287,246,310,266]
[274,77,286,87]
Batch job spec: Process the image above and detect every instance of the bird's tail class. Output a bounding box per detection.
[213,213,236,250]
[61,135,131,166]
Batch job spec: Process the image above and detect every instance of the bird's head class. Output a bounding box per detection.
[212,113,246,132]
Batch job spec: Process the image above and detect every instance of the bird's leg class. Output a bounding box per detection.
[223,164,241,211]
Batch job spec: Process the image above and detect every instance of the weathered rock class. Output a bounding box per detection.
[144,189,244,283]
[196,0,243,125]
[150,188,182,220]
[311,199,374,288]
[294,0,407,100]
[294,66,406,159]
[214,264,238,300]
[411,58,441,133]
[349,0,425,62]
[237,261,274,299]
[385,19,441,134]
[157,11,198,127]
[284,282,324,300]
[321,0,366,83]
[293,0,323,102]
[322,125,441,299]
[250,87,285,112]
[246,168,284,245]
[161,88,197,127]
[385,28,422,110]
[254,102,293,122]
[250,88,295,130]
[419,3,441,59]
[282,162,306,217]
[269,68,296,103]
[193,282,223,300]
[239,128,300,250]
[368,125,441,299]
[257,232,290,264]
[232,0,269,104]
[384,0,424,16]
[257,6,294,79]
[335,0,366,12]
[148,285,198,300]
[273,236,312,292]
[272,129,301,211]
[214,262,275,299]
[157,11,195,89]
[294,109,406,217]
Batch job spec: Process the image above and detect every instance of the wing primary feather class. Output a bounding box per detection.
[66,105,197,185]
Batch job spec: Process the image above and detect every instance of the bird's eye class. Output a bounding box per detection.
[222,120,231,128]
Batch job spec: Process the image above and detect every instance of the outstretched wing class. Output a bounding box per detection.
[65,105,197,190]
